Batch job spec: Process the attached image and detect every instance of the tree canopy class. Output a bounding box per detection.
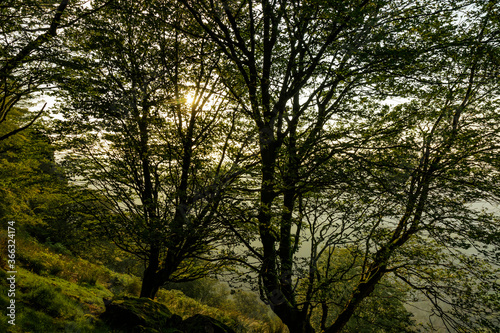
[0,0,113,141]
[14,0,500,332]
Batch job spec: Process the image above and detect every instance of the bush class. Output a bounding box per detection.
[165,278,229,308]
[78,270,99,286]
[49,242,73,256]
[24,285,63,317]
[24,256,45,274]
[107,274,142,296]
[126,278,142,296]
[47,261,64,276]
[74,261,102,286]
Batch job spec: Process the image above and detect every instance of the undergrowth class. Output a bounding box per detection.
[0,233,286,332]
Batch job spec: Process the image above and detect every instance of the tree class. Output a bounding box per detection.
[177,0,499,332]
[0,107,63,226]
[0,0,113,141]
[307,2,500,331]
[54,0,250,299]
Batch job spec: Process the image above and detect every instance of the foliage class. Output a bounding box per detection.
[165,278,286,332]
[0,230,286,333]
[0,107,114,264]
[166,278,230,308]
[2,0,499,332]
[0,108,63,226]
[174,1,500,332]
[0,0,97,141]
[157,288,287,333]
[0,265,112,333]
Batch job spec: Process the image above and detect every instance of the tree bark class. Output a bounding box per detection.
[274,305,315,333]
[140,247,161,298]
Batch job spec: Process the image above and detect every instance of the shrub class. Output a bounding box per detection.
[24,285,64,317]
[126,278,142,296]
[165,278,229,307]
[75,261,101,286]
[107,274,142,296]
[78,270,99,286]
[24,256,45,274]
[47,261,64,276]
[50,242,73,256]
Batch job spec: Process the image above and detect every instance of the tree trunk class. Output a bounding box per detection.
[274,305,315,333]
[320,302,328,332]
[140,247,161,298]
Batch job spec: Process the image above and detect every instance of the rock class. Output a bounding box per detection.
[100,296,234,333]
[179,314,236,333]
[100,296,182,332]
[135,326,183,333]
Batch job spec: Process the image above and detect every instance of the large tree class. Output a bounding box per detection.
[178,0,499,332]
[54,0,250,298]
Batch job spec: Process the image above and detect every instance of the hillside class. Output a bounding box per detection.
[0,232,286,332]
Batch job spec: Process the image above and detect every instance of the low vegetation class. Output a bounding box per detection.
[0,233,286,332]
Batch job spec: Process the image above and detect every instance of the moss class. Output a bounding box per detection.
[101,296,182,332]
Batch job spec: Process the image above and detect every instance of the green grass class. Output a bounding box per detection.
[0,235,137,332]
[156,288,287,332]
[0,267,112,332]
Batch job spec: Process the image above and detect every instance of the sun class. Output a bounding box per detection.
[184,92,195,106]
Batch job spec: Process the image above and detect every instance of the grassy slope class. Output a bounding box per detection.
[0,233,286,332]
